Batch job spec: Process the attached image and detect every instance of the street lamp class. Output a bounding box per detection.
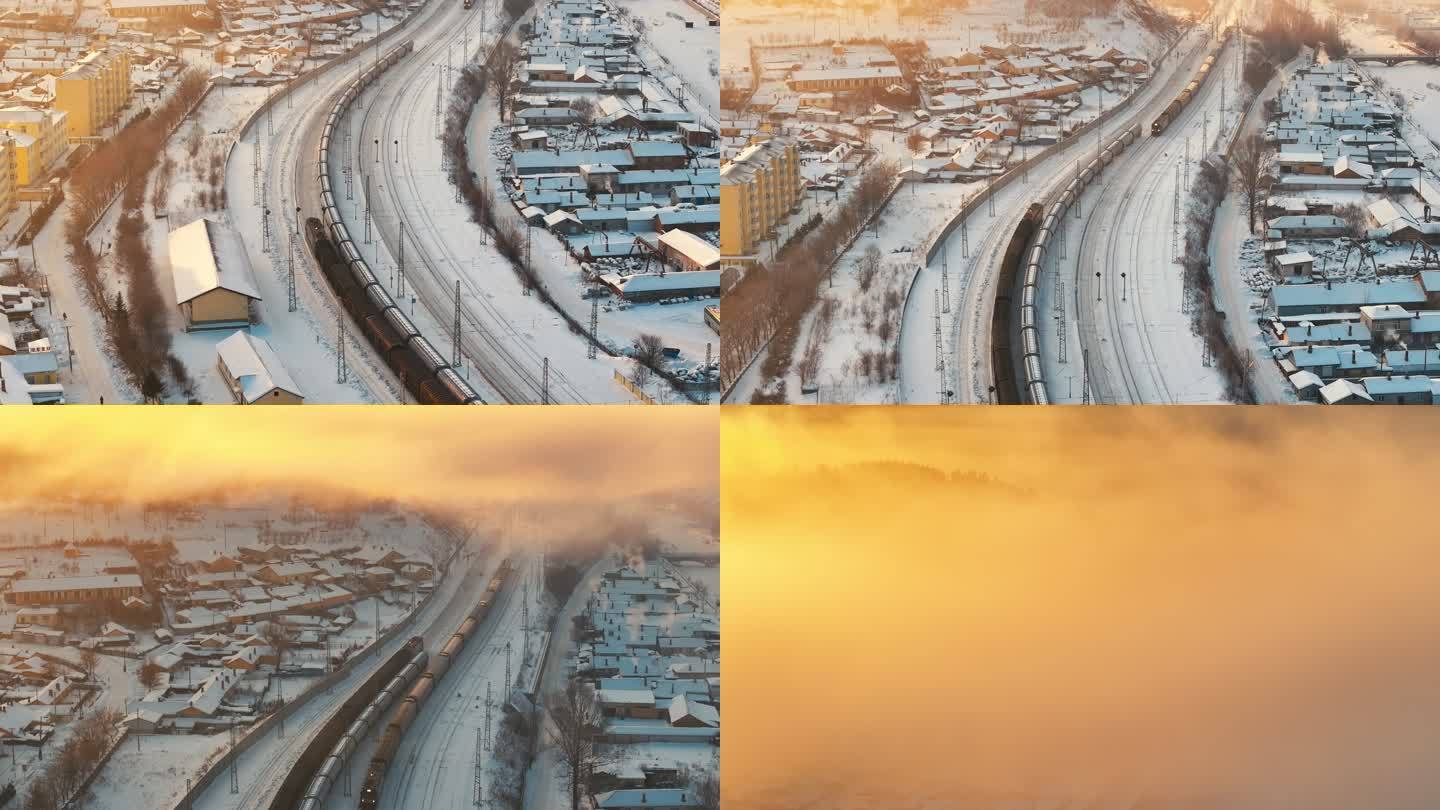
[1095,271,1102,301]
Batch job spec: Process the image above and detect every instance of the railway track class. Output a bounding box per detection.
[381,560,527,809]
[1071,34,1239,403]
[340,0,590,404]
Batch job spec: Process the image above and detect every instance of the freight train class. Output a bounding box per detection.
[1151,28,1235,136]
[282,637,428,810]
[310,40,484,405]
[358,561,512,810]
[1010,124,1142,404]
[991,203,1045,405]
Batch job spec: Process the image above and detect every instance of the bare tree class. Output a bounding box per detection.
[489,40,522,120]
[1230,132,1272,234]
[569,96,598,127]
[260,621,296,669]
[855,245,883,293]
[547,680,611,810]
[78,648,99,680]
[681,764,720,810]
[137,660,163,692]
[630,333,665,387]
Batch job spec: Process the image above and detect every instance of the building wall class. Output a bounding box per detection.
[55,50,132,140]
[9,584,143,606]
[720,138,802,264]
[186,288,251,328]
[0,111,66,186]
[110,1,209,18]
[0,141,15,225]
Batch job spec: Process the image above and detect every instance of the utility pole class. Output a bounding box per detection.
[1082,348,1092,405]
[364,173,372,244]
[473,726,483,806]
[933,290,942,372]
[587,297,599,360]
[397,221,406,298]
[541,358,550,405]
[337,311,347,384]
[960,218,969,258]
[941,256,950,314]
[288,210,299,312]
[229,719,239,794]
[453,279,463,368]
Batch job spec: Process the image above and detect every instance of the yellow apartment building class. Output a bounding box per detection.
[0,108,68,186]
[0,139,16,224]
[55,48,133,140]
[720,136,803,269]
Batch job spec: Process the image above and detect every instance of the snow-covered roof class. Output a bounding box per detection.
[658,230,719,269]
[169,218,261,305]
[667,694,718,727]
[11,574,141,593]
[216,331,304,404]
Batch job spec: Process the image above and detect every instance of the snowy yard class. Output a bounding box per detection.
[785,182,975,404]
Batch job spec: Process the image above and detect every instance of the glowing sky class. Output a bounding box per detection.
[0,407,717,518]
[723,407,1440,809]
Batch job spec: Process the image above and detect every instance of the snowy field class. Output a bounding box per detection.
[86,731,233,809]
[786,181,976,404]
[614,0,719,120]
[1369,62,1440,169]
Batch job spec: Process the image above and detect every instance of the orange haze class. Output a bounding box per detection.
[723,407,1440,809]
[0,407,717,525]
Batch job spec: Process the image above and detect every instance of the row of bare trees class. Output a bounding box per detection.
[64,68,208,401]
[1252,0,1348,62]
[1178,153,1254,403]
[441,35,607,356]
[23,706,124,810]
[438,12,702,399]
[720,159,898,401]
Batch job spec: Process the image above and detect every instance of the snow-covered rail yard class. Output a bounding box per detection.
[0,0,719,405]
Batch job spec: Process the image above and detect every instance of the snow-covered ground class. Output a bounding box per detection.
[614,0,719,121]
[148,84,379,403]
[328,0,644,403]
[788,181,977,404]
[1045,36,1246,404]
[1369,62,1440,167]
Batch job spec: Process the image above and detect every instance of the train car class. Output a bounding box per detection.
[989,203,1043,405]
[435,368,481,404]
[1152,35,1229,136]
[358,562,511,809]
[309,37,468,408]
[271,637,423,810]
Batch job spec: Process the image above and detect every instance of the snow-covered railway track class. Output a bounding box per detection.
[357,14,590,404]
